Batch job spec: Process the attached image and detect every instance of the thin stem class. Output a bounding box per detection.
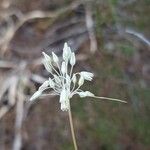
[68,102,78,150]
[56,62,62,75]
[71,85,81,95]
[50,63,60,76]
[70,65,73,77]
[94,96,127,103]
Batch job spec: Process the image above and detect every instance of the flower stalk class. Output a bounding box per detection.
[68,102,78,150]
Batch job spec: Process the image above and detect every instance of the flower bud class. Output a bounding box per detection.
[38,80,49,91]
[63,42,71,61]
[30,90,42,101]
[42,59,52,73]
[85,91,95,97]
[72,74,77,84]
[78,75,84,86]
[77,91,94,98]
[42,52,51,62]
[70,52,76,66]
[61,61,66,75]
[52,52,59,63]
[80,71,94,81]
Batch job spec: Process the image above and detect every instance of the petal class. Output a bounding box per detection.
[30,91,42,101]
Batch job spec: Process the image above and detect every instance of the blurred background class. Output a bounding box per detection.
[0,0,150,150]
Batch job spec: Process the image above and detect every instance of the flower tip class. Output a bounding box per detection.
[70,52,76,66]
[42,52,52,62]
[42,51,48,57]
[42,51,45,55]
[52,52,59,63]
[64,42,68,47]
[29,91,42,101]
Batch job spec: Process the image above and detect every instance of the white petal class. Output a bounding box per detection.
[38,80,49,91]
[42,59,52,73]
[77,91,94,98]
[70,52,76,66]
[30,91,42,101]
[63,42,71,61]
[42,52,51,62]
[72,74,77,84]
[85,91,95,97]
[52,52,59,63]
[80,71,94,81]
[78,75,84,86]
[77,91,87,98]
[61,61,66,75]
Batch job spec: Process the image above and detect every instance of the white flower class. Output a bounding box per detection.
[42,59,52,73]
[72,74,77,84]
[70,52,76,66]
[38,80,49,91]
[63,42,71,61]
[77,91,95,98]
[78,76,84,86]
[30,42,126,111]
[61,61,66,75]
[42,52,51,62]
[80,71,94,81]
[52,52,59,63]
[30,91,42,101]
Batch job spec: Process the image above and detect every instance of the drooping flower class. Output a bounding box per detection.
[30,43,126,111]
[80,71,94,81]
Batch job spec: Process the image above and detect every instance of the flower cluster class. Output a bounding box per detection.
[30,43,126,111]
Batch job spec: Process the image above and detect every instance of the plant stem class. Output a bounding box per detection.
[68,102,78,150]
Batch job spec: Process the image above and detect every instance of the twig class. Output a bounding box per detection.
[85,3,97,53]
[13,87,25,150]
[0,60,16,68]
[0,1,82,54]
[0,106,10,120]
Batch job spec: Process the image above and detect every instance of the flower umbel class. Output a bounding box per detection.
[30,42,126,111]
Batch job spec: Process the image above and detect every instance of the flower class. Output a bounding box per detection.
[52,52,59,63]
[30,43,127,111]
[77,91,95,98]
[70,52,76,66]
[63,42,71,61]
[80,71,94,81]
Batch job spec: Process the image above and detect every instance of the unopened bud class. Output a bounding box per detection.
[70,52,76,66]
[78,75,84,86]
[30,91,42,101]
[52,52,59,63]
